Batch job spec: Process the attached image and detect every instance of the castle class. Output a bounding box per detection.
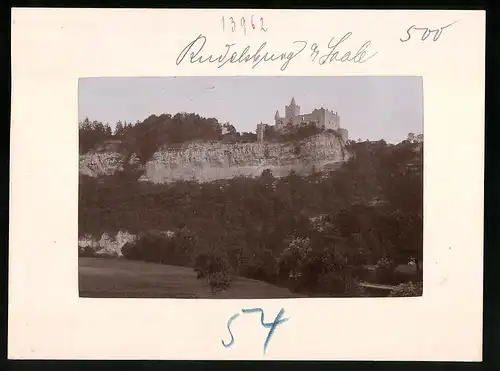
[257,97,348,142]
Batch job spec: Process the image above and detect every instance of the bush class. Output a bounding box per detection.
[121,232,169,262]
[393,261,421,284]
[277,237,311,273]
[374,257,394,284]
[389,281,423,297]
[121,231,191,266]
[317,272,365,297]
[343,275,367,297]
[208,271,231,293]
[193,251,233,293]
[78,245,97,258]
[239,248,278,283]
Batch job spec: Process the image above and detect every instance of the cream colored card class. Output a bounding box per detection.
[10,8,484,361]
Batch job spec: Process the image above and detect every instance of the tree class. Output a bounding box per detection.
[80,111,423,297]
[222,122,236,134]
[105,123,112,137]
[79,119,112,152]
[259,169,274,189]
[115,121,124,136]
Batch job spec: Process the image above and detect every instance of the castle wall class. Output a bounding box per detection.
[338,128,349,142]
[256,123,265,143]
[323,110,340,131]
[287,112,320,127]
[275,119,285,130]
[275,99,342,135]
[275,109,340,132]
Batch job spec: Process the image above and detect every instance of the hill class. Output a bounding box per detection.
[79,257,301,299]
[79,132,347,183]
[78,112,423,297]
[78,113,348,184]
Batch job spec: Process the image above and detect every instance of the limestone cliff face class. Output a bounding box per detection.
[78,231,137,257]
[79,152,124,177]
[144,132,348,184]
[79,151,141,178]
[79,132,348,183]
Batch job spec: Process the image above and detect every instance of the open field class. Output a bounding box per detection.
[79,257,301,299]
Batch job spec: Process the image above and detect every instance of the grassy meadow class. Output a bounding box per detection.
[79,257,300,299]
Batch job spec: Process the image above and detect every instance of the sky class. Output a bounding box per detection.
[79,76,423,144]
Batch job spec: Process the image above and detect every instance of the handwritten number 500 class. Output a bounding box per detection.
[400,21,458,42]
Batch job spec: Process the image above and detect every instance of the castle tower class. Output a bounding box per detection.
[274,110,283,129]
[257,122,265,143]
[285,97,300,118]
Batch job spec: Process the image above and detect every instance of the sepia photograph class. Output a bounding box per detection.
[78,76,423,299]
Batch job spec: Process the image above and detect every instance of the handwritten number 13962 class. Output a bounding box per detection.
[222,16,267,35]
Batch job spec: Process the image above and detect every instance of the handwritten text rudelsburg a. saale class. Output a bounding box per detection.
[175,19,458,71]
[176,33,376,71]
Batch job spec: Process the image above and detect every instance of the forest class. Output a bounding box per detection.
[79,113,423,297]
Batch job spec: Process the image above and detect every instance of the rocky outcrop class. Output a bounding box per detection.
[79,132,349,183]
[78,230,178,257]
[79,152,124,177]
[79,151,141,178]
[78,231,137,257]
[144,132,348,184]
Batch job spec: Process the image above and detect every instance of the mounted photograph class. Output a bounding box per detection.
[78,76,424,299]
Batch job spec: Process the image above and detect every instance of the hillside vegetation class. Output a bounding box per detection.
[79,113,423,297]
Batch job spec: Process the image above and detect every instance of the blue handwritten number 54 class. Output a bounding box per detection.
[222,308,289,354]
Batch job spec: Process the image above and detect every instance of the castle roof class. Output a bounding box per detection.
[290,97,296,105]
[275,110,280,119]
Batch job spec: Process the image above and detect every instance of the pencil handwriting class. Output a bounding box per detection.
[221,15,267,34]
[175,33,377,71]
[176,34,306,71]
[176,32,377,71]
[311,32,377,64]
[400,20,459,42]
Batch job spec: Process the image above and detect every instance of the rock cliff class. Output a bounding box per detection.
[79,151,124,177]
[78,231,137,257]
[79,132,348,183]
